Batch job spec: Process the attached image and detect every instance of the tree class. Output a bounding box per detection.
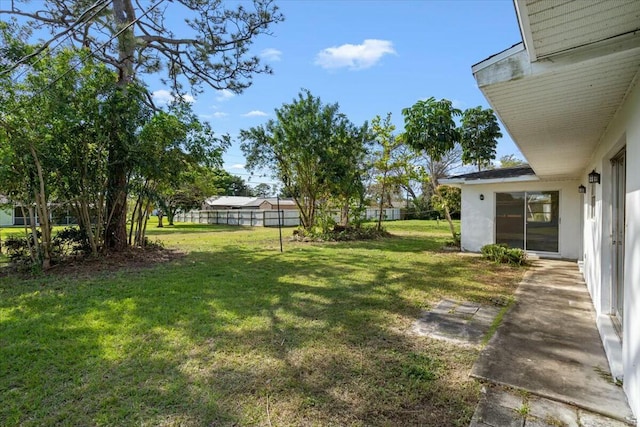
[324,117,371,227]
[402,98,461,240]
[240,90,368,231]
[459,106,502,171]
[130,109,227,243]
[226,176,255,197]
[254,183,274,197]
[499,154,528,168]
[0,47,123,266]
[370,113,408,231]
[1,0,283,250]
[431,185,461,219]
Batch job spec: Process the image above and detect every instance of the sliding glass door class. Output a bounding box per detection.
[496,191,559,253]
[496,192,525,249]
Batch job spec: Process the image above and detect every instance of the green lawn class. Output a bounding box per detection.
[0,220,523,426]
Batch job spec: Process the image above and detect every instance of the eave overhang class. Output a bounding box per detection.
[441,175,539,187]
[473,0,640,180]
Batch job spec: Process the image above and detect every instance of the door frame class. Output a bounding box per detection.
[610,148,626,334]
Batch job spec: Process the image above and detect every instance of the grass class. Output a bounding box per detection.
[482,297,515,345]
[0,220,525,426]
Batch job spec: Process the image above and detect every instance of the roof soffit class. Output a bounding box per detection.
[516,0,640,61]
[473,9,640,178]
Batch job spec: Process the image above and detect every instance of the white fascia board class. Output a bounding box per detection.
[473,47,531,87]
[471,43,526,75]
[438,180,462,188]
[475,33,640,88]
[440,175,539,186]
[514,0,537,62]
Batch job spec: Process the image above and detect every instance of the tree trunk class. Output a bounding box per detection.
[22,206,38,264]
[104,0,136,251]
[105,158,128,250]
[432,181,457,243]
[29,144,52,269]
[377,179,387,231]
[140,199,151,245]
[340,203,349,227]
[443,203,457,242]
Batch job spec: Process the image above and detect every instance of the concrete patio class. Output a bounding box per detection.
[470,259,635,426]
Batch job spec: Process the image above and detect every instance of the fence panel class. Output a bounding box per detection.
[174,208,399,227]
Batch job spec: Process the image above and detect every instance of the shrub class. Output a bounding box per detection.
[481,243,527,265]
[294,224,389,242]
[445,232,461,248]
[4,234,36,264]
[52,227,92,258]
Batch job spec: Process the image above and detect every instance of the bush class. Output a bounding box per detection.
[481,243,527,265]
[52,227,92,258]
[294,224,389,242]
[4,234,36,264]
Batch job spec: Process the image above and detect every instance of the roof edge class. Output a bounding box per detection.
[471,42,525,74]
[514,0,536,61]
[441,175,539,186]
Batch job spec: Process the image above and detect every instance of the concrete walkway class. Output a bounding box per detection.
[470,259,635,426]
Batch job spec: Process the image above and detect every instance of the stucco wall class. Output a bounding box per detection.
[579,78,640,421]
[459,179,581,259]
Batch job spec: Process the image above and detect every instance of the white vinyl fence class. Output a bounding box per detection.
[174,208,400,227]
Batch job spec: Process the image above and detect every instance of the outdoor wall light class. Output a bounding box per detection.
[578,185,587,194]
[479,194,485,201]
[588,170,601,184]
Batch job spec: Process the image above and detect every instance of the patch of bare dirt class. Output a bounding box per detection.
[1,246,186,279]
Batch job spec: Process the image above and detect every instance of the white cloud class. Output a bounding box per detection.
[216,89,235,102]
[230,164,245,170]
[152,89,195,105]
[451,99,466,109]
[152,89,173,105]
[200,112,228,119]
[315,39,396,70]
[242,110,268,117]
[260,48,282,62]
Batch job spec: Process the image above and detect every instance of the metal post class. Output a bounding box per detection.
[277,196,283,253]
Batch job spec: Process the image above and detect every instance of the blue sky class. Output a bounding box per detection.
[151,0,525,187]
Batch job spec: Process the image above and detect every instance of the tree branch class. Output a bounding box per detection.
[138,34,201,45]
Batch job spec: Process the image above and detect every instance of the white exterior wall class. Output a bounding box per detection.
[459,179,581,260]
[581,79,640,419]
[0,208,12,226]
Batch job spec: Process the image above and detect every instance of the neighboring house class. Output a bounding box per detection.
[180,196,400,226]
[203,196,298,210]
[0,195,77,226]
[0,195,12,227]
[443,1,640,420]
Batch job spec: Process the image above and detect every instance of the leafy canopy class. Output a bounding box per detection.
[240,89,369,230]
[402,97,461,161]
[459,106,502,170]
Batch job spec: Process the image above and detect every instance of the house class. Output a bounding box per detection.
[444,0,640,421]
[0,195,77,226]
[203,196,298,210]
[0,209,11,226]
[441,165,581,258]
[0,196,12,226]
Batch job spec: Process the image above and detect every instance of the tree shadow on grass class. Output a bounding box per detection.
[0,236,516,426]
[145,223,257,235]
